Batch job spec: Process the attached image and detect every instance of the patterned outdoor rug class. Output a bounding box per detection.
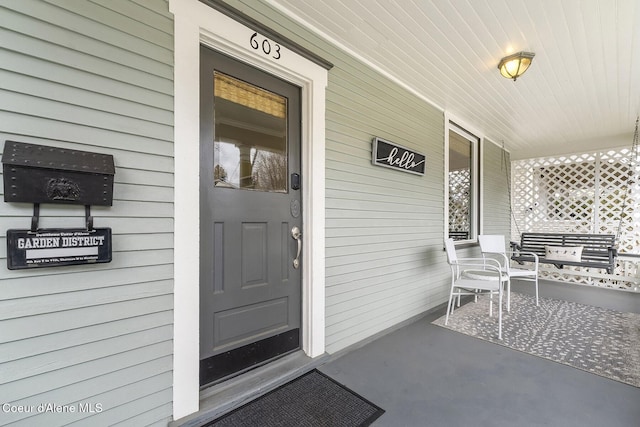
[433,292,640,387]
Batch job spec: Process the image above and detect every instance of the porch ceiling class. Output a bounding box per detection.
[268,0,640,160]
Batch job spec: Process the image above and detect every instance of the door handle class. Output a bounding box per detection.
[291,226,302,269]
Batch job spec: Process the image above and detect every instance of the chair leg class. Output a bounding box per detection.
[488,293,493,317]
[506,278,511,312]
[498,289,503,340]
[534,274,539,306]
[445,287,455,325]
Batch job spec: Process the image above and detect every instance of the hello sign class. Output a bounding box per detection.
[372,137,426,175]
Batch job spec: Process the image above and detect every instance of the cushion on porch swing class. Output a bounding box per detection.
[511,232,617,274]
[544,245,583,262]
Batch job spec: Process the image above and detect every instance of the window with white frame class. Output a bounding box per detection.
[447,122,480,242]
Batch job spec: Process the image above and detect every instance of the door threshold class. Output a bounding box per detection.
[171,350,328,427]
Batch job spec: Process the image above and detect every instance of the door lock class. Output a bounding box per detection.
[291,173,300,190]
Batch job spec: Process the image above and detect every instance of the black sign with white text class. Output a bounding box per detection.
[6,228,112,270]
[372,137,426,175]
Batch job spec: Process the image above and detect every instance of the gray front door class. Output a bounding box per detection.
[199,45,302,386]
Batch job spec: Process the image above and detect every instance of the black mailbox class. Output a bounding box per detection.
[2,141,115,206]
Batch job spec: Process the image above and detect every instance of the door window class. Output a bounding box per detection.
[213,72,288,192]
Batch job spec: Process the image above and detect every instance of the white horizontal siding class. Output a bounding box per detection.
[0,279,172,320]
[0,0,173,425]
[0,325,173,383]
[1,294,173,343]
[54,0,174,50]
[323,60,449,352]
[2,362,173,425]
[0,71,173,125]
[1,350,172,426]
[1,310,173,361]
[0,49,173,111]
[0,6,171,76]
[0,29,170,95]
[482,141,512,236]
[0,89,172,141]
[0,111,173,156]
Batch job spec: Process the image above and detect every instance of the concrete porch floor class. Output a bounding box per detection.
[319,280,640,427]
[178,280,639,426]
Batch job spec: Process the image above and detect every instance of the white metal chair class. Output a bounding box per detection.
[444,238,506,340]
[478,234,539,310]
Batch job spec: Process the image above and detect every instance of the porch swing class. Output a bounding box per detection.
[509,116,640,274]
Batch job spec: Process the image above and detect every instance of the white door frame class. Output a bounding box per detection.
[170,0,327,419]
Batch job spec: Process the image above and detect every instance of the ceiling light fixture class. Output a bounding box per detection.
[498,51,535,81]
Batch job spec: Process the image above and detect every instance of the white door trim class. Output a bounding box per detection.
[170,0,327,419]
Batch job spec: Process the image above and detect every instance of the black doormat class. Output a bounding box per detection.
[202,369,384,427]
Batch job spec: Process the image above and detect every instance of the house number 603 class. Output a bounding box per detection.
[250,32,281,60]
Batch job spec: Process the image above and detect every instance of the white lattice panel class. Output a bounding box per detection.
[512,147,639,290]
[449,169,470,232]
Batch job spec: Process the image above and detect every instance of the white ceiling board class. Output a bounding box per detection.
[269,0,640,159]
